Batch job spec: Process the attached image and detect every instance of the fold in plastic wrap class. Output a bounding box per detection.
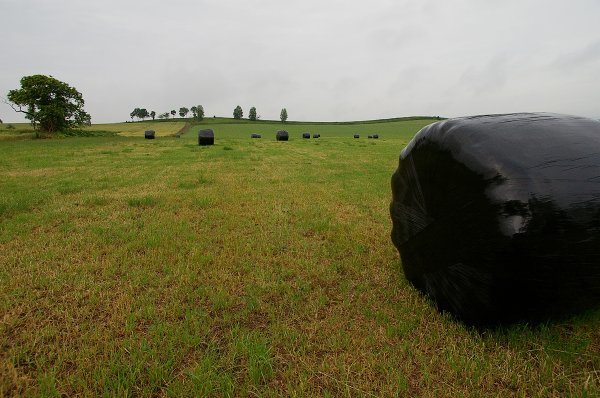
[390,113,600,325]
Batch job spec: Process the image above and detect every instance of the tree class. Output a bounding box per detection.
[129,107,149,121]
[171,110,176,118]
[150,111,156,120]
[158,112,170,119]
[138,108,149,121]
[190,106,198,118]
[6,74,91,133]
[130,108,140,122]
[197,105,204,121]
[179,107,189,118]
[233,105,243,119]
[248,106,257,121]
[280,108,288,123]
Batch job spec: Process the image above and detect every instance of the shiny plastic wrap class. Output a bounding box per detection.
[198,129,214,146]
[390,113,600,325]
[144,130,155,139]
[276,130,288,141]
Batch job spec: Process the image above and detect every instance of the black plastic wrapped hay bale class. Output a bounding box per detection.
[313,133,320,138]
[373,134,379,139]
[390,113,600,326]
[198,129,214,146]
[368,135,373,139]
[144,130,155,139]
[251,133,261,138]
[354,134,360,139]
[276,130,289,141]
[302,132,311,139]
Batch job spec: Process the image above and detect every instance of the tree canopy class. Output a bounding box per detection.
[6,74,91,133]
[249,107,257,121]
[233,105,243,119]
[280,108,288,123]
[130,108,149,121]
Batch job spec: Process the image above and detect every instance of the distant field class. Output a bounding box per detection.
[1,117,439,139]
[83,121,188,137]
[1,117,599,396]
[182,117,439,139]
[0,123,35,141]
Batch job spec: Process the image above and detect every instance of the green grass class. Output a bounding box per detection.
[0,117,599,397]
[0,123,36,141]
[83,121,188,137]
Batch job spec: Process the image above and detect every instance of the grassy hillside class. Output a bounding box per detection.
[2,116,441,140]
[0,123,35,141]
[1,118,599,396]
[185,117,439,139]
[83,121,188,137]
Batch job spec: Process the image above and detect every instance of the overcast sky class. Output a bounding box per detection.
[1,0,599,123]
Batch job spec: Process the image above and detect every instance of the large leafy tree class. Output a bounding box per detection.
[233,105,243,119]
[179,107,189,118]
[150,110,156,120]
[196,105,204,121]
[130,108,140,122]
[280,108,288,123]
[138,108,149,120]
[6,74,91,133]
[130,108,149,121]
[248,106,257,121]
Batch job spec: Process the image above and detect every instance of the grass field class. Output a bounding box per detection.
[0,123,37,141]
[83,121,188,137]
[1,117,599,397]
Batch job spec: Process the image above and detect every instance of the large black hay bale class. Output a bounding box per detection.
[302,132,311,139]
[354,134,360,139]
[313,133,320,138]
[251,133,261,138]
[144,130,155,139]
[373,134,379,139]
[198,129,214,146]
[390,113,600,326]
[276,130,289,141]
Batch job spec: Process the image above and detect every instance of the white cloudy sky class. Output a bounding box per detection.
[1,0,599,123]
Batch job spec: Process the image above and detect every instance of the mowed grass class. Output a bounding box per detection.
[1,118,599,397]
[83,121,188,137]
[0,123,36,141]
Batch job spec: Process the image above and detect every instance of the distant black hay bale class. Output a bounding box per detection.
[390,113,600,326]
[354,134,360,138]
[373,134,379,139]
[368,135,373,139]
[198,129,214,146]
[144,130,155,139]
[302,132,311,139]
[276,130,289,141]
[313,133,320,138]
[251,133,262,138]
